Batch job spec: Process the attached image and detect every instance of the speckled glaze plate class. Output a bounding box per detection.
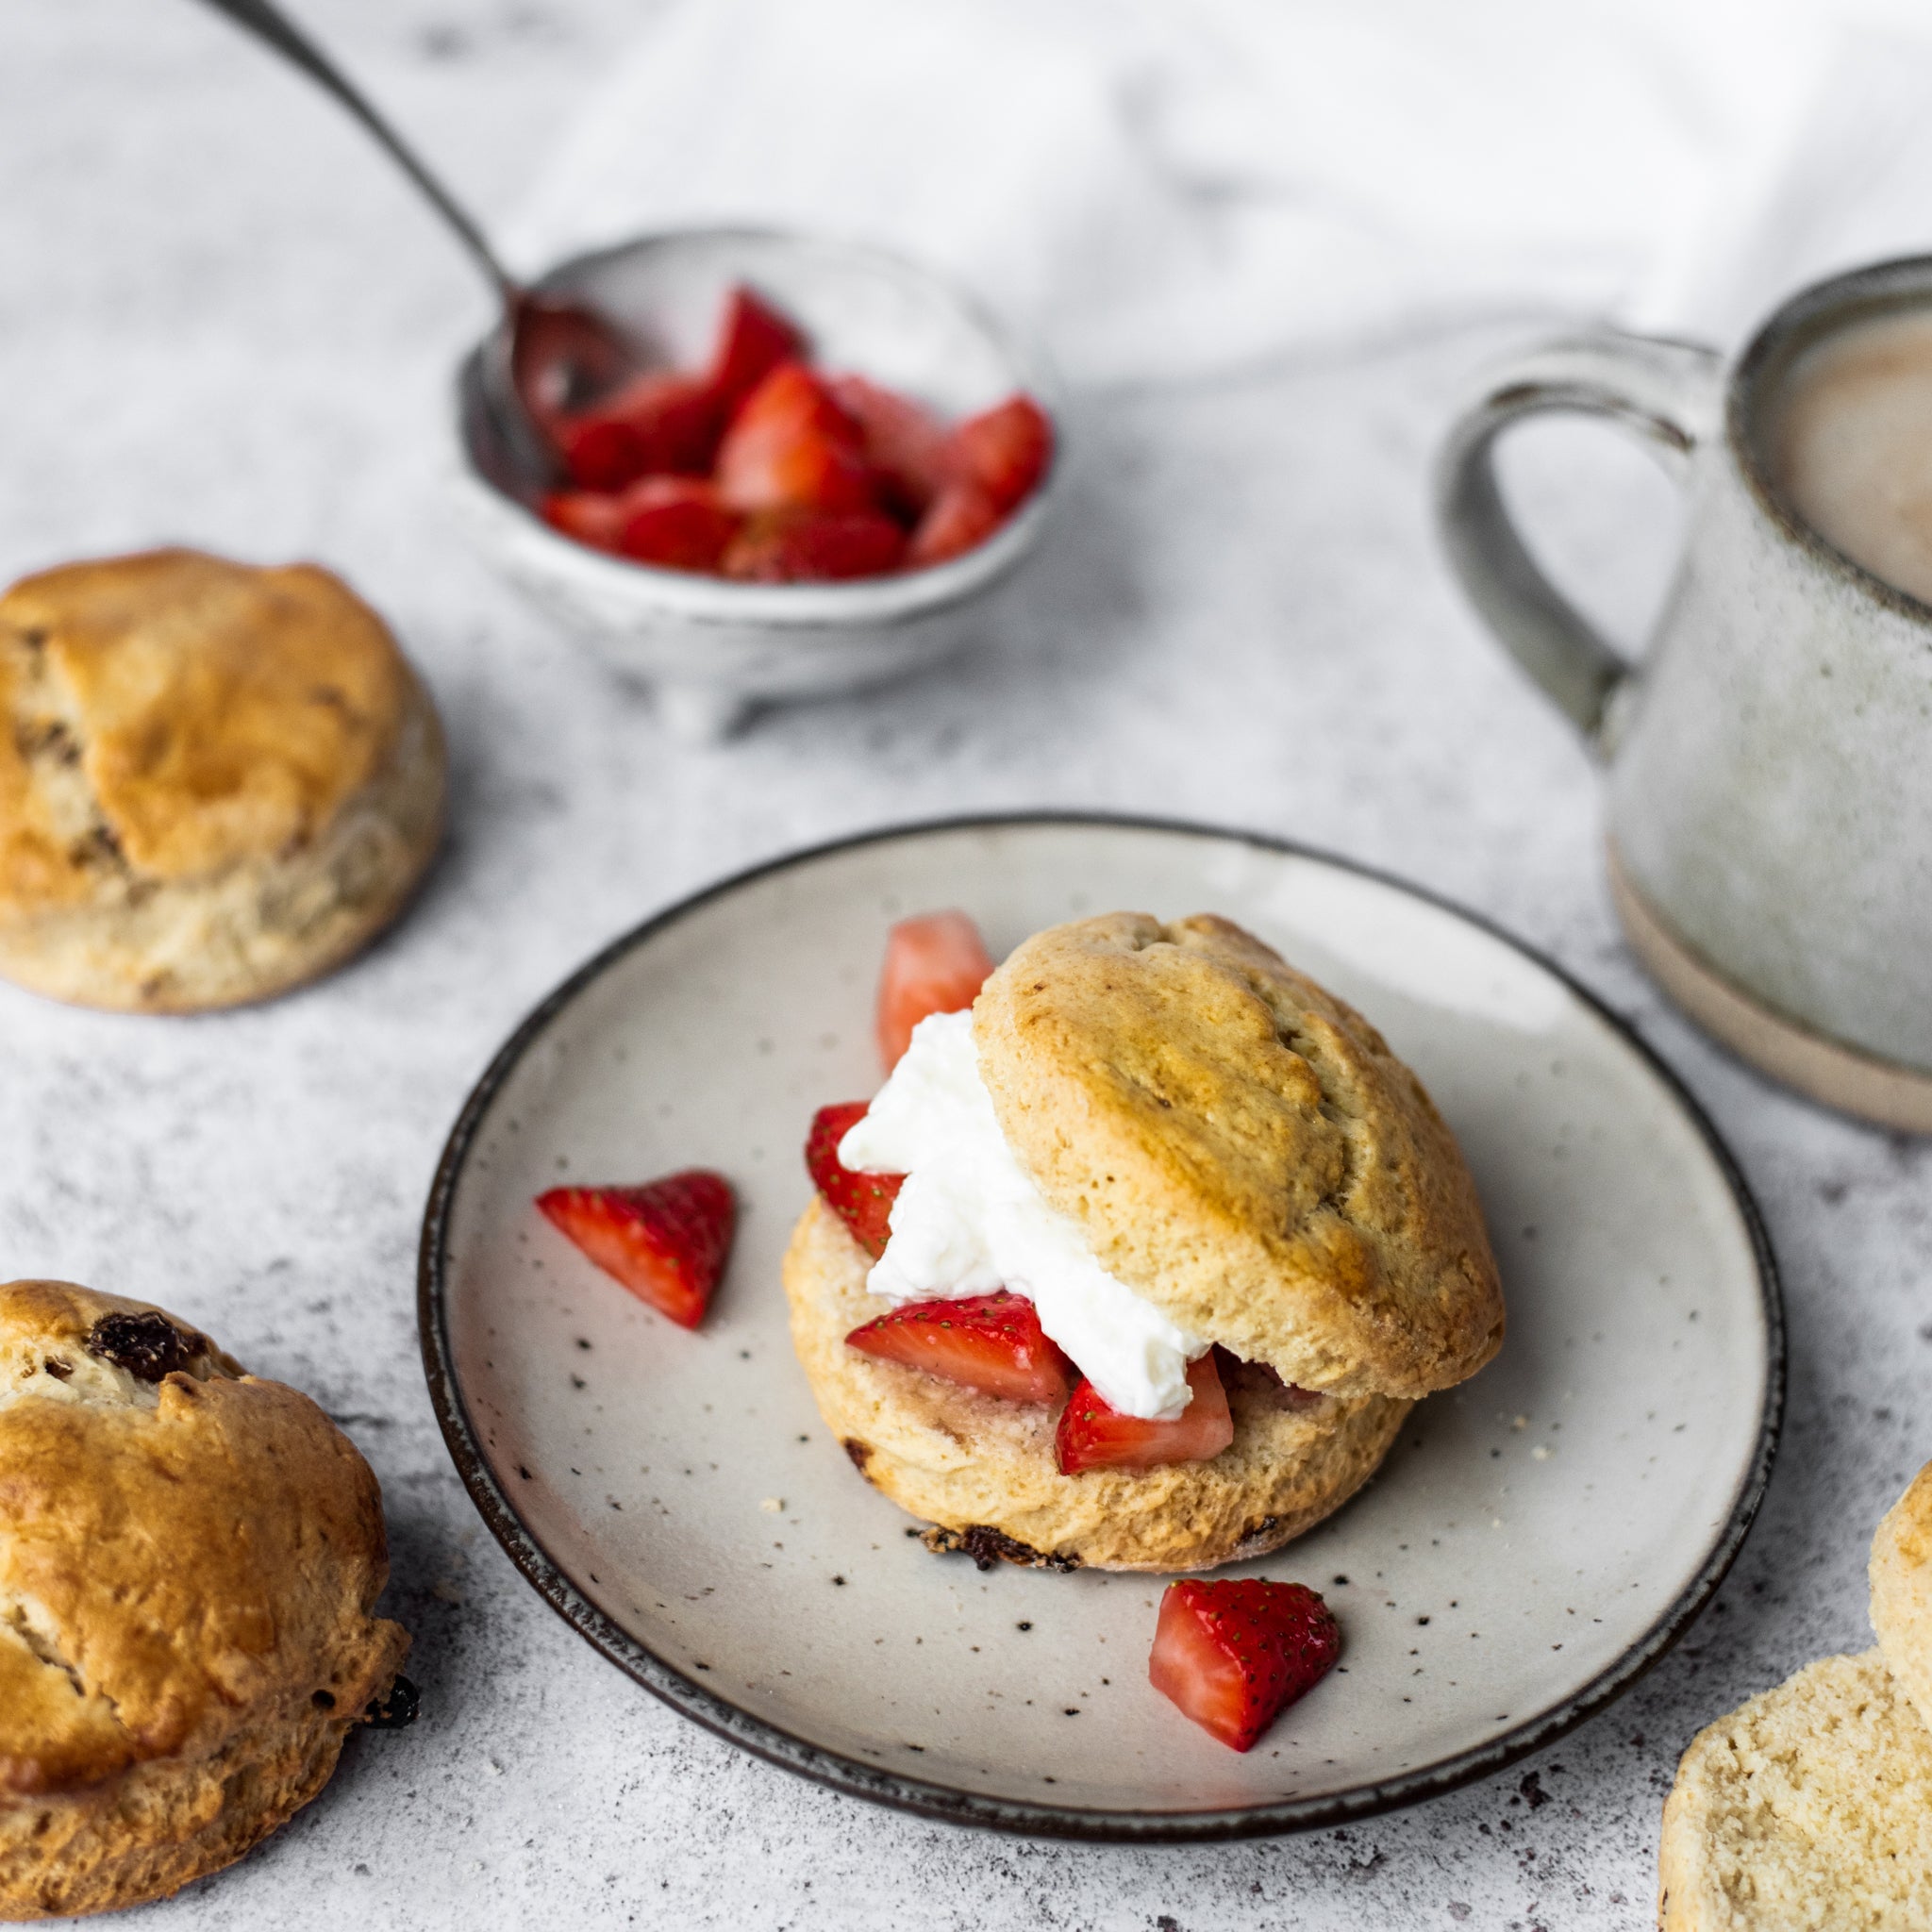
[420,815,1780,1840]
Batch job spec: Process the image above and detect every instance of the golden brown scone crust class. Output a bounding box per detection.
[973,913,1504,1400]
[0,1281,409,1921]
[0,549,445,1012]
[1657,1650,1932,1930]
[1871,1459,1932,1733]
[783,1198,1409,1573]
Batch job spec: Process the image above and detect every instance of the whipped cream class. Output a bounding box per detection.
[838,1009,1205,1419]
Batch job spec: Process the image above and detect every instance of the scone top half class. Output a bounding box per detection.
[973,913,1504,1401]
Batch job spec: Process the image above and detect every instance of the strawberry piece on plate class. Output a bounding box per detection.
[615,476,740,573]
[722,509,906,582]
[949,393,1053,513]
[715,363,878,516]
[845,1291,1074,1404]
[907,480,1004,568]
[535,1171,736,1329]
[806,1102,904,1258]
[876,910,996,1071]
[709,286,808,413]
[1148,1578,1341,1751]
[541,490,627,552]
[1055,1353,1233,1475]
[828,375,953,519]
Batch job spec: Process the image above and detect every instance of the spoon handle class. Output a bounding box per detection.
[189,0,517,300]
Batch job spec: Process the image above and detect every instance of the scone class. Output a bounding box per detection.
[0,1280,410,1921]
[1871,1459,1932,1730]
[0,547,445,1012]
[784,910,1503,1573]
[1657,1650,1932,1930]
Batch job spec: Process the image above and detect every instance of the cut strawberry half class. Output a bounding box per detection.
[541,490,627,552]
[1055,1353,1233,1475]
[806,1102,904,1258]
[906,480,1004,568]
[828,374,952,520]
[554,372,722,491]
[875,910,995,1071]
[722,508,906,582]
[949,393,1053,513]
[715,362,878,515]
[535,1171,736,1329]
[708,286,807,414]
[1148,1579,1341,1752]
[615,476,740,573]
[845,1291,1074,1404]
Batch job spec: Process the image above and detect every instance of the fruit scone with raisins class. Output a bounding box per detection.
[784,909,1505,1574]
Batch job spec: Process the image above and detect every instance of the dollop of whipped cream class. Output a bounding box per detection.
[838,1008,1204,1419]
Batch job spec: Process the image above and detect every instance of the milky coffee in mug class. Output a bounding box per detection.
[1437,258,1932,1132]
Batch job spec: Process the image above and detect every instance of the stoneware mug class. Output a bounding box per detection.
[1436,256,1932,1132]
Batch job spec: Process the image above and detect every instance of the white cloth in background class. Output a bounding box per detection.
[508,0,1932,384]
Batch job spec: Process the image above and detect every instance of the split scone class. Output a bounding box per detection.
[1657,1455,1932,1929]
[0,547,445,1012]
[1657,1650,1932,1931]
[0,1280,410,1921]
[784,910,1505,1573]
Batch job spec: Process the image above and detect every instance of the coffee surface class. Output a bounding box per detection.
[1769,306,1932,607]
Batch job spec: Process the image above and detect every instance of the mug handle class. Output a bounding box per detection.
[1434,332,1724,753]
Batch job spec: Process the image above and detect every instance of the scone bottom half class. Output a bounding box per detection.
[0,1280,411,1922]
[0,547,447,1014]
[786,910,1501,1573]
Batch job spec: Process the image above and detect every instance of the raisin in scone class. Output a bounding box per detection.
[0,1280,409,1920]
[0,548,444,1012]
[784,911,1502,1573]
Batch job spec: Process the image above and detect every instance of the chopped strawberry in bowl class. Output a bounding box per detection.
[451,230,1058,738]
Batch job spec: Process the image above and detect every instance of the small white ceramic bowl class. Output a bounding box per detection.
[446,228,1058,741]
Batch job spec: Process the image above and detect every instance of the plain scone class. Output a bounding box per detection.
[0,548,445,1012]
[0,1280,409,1921]
[785,911,1499,1572]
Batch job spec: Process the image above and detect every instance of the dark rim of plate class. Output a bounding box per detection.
[416,809,1785,1843]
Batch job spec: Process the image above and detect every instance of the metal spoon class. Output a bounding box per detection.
[189,0,634,492]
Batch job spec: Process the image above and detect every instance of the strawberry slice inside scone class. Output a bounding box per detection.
[805,1102,904,1258]
[536,1170,736,1329]
[1054,1354,1233,1474]
[1148,1579,1341,1751]
[846,1291,1074,1405]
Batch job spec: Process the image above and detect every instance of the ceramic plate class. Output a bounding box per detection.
[419,816,1780,1840]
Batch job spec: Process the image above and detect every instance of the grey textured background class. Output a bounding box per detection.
[3,4,1924,1925]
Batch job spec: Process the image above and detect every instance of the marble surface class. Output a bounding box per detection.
[3,3,1926,1925]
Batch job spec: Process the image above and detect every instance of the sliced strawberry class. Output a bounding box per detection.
[907,480,1004,568]
[1148,1579,1341,1752]
[1215,1346,1326,1413]
[541,490,627,552]
[709,286,808,413]
[554,372,722,491]
[715,362,878,516]
[1055,1353,1233,1475]
[828,375,953,520]
[722,509,906,582]
[806,1102,904,1258]
[535,1171,736,1329]
[876,910,995,1071]
[845,1291,1074,1404]
[615,476,740,573]
[950,393,1053,513]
